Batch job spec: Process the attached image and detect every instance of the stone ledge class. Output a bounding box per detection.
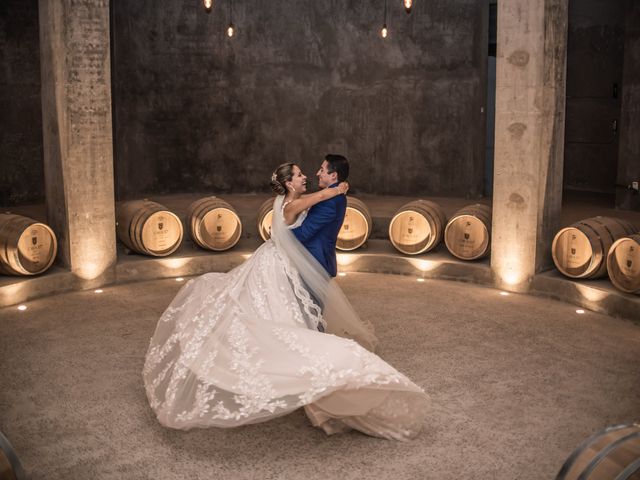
[0,239,638,323]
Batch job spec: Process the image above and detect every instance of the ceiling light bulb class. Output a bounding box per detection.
[381,24,388,38]
[404,0,413,14]
[227,24,234,37]
[203,0,213,12]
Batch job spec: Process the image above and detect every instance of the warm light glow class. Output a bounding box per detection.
[75,261,106,281]
[203,0,213,11]
[176,277,185,282]
[501,270,523,286]
[493,243,533,290]
[337,253,360,267]
[242,254,253,260]
[575,284,609,303]
[338,272,347,277]
[17,305,27,311]
[407,258,438,272]
[576,309,585,314]
[381,25,388,38]
[227,24,234,37]
[417,278,425,282]
[403,0,413,13]
[163,258,190,269]
[499,291,510,296]
[94,289,103,294]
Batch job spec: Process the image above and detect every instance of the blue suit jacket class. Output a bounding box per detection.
[292,184,346,278]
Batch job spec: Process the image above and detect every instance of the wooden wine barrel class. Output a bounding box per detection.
[0,214,57,276]
[187,197,242,251]
[552,217,637,279]
[606,234,640,294]
[388,200,447,255]
[0,430,25,480]
[337,197,372,251]
[556,423,640,480]
[444,204,492,260]
[116,200,183,257]
[257,198,275,242]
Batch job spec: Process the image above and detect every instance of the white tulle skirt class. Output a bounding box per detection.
[143,240,428,440]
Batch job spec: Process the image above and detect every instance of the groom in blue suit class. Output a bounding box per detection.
[292,154,349,278]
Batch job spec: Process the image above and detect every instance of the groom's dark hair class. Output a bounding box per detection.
[325,154,349,182]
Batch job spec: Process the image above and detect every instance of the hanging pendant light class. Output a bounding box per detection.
[381,0,389,39]
[403,0,413,14]
[227,0,235,37]
[203,0,213,13]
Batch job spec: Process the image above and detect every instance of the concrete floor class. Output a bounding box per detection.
[0,273,638,479]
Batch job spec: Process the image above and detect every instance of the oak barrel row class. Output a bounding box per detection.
[115,198,242,256]
[259,198,491,258]
[1,200,639,295]
[551,217,640,293]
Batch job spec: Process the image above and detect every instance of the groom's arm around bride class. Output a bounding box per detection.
[292,154,350,278]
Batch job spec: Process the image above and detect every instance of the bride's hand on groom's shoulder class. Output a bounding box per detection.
[338,182,349,195]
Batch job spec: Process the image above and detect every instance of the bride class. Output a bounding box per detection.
[143,163,428,440]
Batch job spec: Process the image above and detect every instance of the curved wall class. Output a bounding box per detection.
[111,0,487,199]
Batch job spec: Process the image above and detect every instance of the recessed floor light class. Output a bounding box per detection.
[338,272,347,277]
[499,291,510,296]
[417,278,425,282]
[94,289,103,294]
[17,305,27,311]
[176,277,185,282]
[576,309,585,314]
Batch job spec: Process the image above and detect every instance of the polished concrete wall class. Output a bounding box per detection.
[0,0,44,206]
[111,0,487,199]
[616,0,640,210]
[1,0,640,207]
[563,0,624,194]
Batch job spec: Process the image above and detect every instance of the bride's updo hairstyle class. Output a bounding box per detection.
[270,162,295,195]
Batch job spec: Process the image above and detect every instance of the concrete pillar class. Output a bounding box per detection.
[39,0,116,286]
[491,0,568,291]
[616,0,640,211]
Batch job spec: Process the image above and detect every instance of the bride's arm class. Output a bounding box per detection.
[284,182,348,225]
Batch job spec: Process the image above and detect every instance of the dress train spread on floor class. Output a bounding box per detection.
[143,195,428,440]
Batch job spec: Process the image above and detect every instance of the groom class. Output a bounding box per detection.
[292,154,349,278]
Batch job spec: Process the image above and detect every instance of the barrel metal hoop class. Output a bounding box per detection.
[615,457,640,480]
[576,431,640,480]
[0,430,25,480]
[593,217,618,245]
[556,423,636,480]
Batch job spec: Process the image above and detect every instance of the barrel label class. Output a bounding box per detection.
[17,227,55,271]
[389,211,431,254]
[201,210,240,247]
[445,216,489,259]
[141,213,181,253]
[337,208,369,250]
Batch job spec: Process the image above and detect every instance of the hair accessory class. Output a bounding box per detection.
[271,172,277,182]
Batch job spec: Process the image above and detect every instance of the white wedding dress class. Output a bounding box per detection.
[143,195,428,440]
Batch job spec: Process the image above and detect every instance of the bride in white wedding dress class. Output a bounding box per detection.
[143,163,428,440]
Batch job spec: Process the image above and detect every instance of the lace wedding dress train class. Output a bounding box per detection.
[143,196,428,440]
